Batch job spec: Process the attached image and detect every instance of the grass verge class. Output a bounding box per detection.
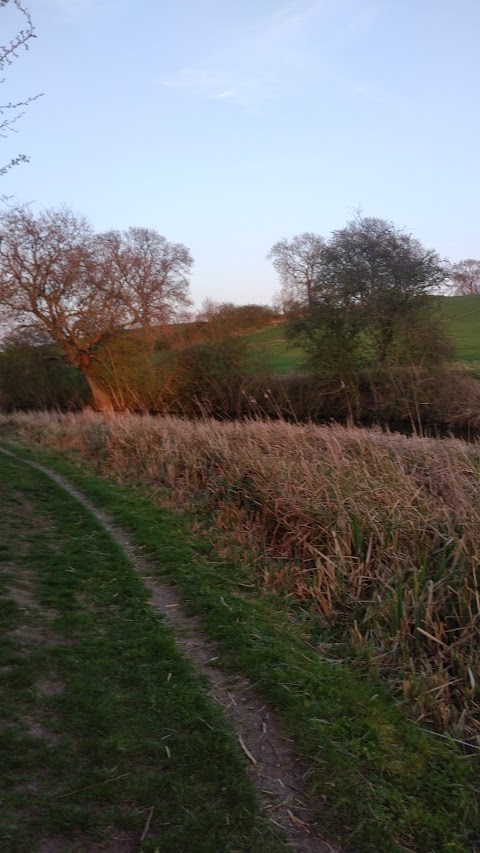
[0,451,284,852]
[3,440,479,853]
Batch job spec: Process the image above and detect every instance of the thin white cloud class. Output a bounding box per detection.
[157,0,386,110]
[210,90,235,101]
[157,0,332,108]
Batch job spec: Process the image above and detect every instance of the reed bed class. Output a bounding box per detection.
[1,410,479,742]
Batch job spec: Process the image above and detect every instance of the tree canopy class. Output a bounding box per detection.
[0,205,193,410]
[273,216,451,385]
[450,259,480,296]
[268,232,325,311]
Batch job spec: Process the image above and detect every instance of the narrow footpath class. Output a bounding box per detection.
[0,447,339,853]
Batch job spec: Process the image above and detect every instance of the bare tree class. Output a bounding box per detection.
[101,226,193,346]
[450,259,480,296]
[268,232,325,311]
[0,206,194,410]
[1,0,40,176]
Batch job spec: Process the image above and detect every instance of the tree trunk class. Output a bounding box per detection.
[67,349,116,412]
[82,372,116,412]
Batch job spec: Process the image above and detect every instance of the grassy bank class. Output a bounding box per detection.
[246,295,480,374]
[2,412,479,739]
[0,451,283,852]
[1,412,479,851]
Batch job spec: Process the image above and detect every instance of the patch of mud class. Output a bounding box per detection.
[1,493,45,556]
[37,677,65,696]
[0,447,341,853]
[10,624,66,648]
[0,562,19,575]
[1,573,58,622]
[23,719,61,746]
[12,490,36,512]
[4,585,37,609]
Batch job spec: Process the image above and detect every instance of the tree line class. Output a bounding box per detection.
[0,204,478,415]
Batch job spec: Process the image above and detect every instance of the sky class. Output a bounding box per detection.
[1,0,480,309]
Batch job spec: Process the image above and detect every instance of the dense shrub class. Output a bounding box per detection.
[0,339,88,410]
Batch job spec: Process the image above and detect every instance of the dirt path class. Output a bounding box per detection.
[0,447,340,853]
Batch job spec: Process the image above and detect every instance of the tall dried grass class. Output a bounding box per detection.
[1,410,479,742]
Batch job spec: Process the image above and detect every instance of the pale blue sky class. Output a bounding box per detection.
[2,0,479,307]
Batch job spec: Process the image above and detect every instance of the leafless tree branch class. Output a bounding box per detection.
[1,0,41,176]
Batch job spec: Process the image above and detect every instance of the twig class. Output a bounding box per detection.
[416,626,449,649]
[140,806,155,844]
[238,734,257,765]
[55,770,134,799]
[287,808,310,832]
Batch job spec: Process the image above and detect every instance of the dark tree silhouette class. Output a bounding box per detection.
[285,216,450,380]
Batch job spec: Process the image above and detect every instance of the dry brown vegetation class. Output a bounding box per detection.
[240,363,480,431]
[1,411,479,744]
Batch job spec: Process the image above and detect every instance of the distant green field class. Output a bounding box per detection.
[439,294,480,361]
[247,295,480,374]
[246,323,305,374]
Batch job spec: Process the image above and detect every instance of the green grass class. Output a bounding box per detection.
[4,442,479,853]
[245,323,305,374]
[0,452,284,853]
[245,296,480,373]
[439,295,480,361]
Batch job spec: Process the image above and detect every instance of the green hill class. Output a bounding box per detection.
[246,295,480,374]
[246,323,304,374]
[439,294,480,361]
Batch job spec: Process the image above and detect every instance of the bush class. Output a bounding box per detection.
[0,337,88,410]
[168,337,256,417]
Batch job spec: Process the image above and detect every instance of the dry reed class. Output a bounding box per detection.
[1,410,479,742]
